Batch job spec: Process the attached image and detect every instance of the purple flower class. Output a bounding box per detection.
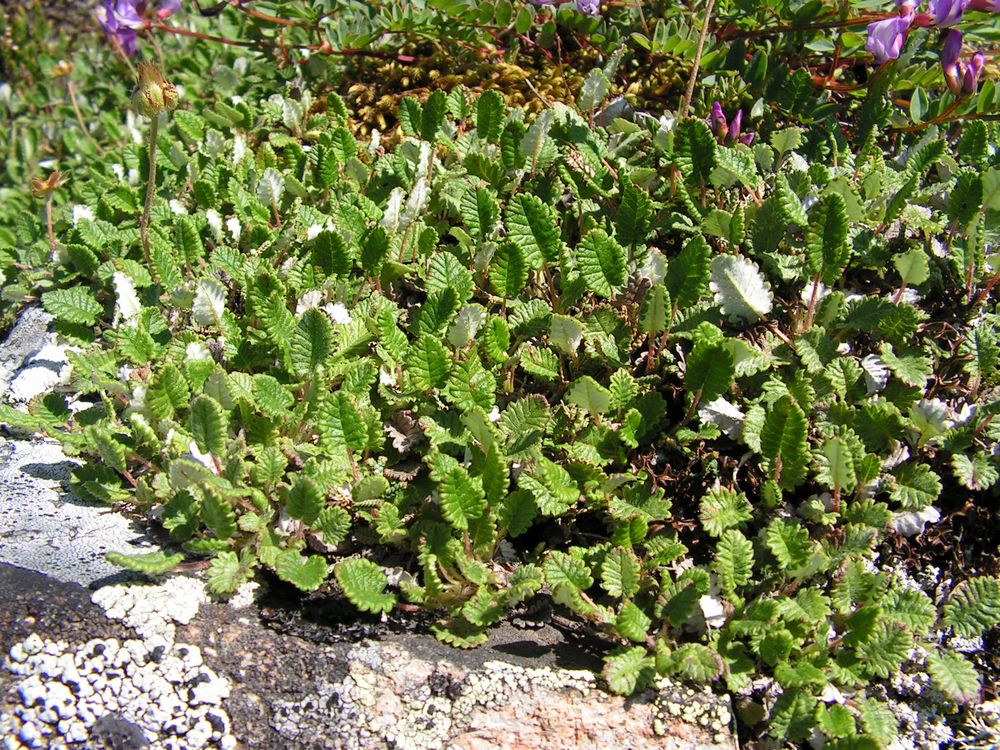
[929,0,969,25]
[942,30,985,96]
[96,0,180,55]
[709,102,754,146]
[865,14,913,62]
[97,0,144,55]
[969,0,1000,10]
[575,0,600,14]
[964,51,986,94]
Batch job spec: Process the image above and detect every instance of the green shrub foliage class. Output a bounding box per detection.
[1,13,999,747]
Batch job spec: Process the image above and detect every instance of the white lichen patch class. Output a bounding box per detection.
[1,635,234,750]
[91,577,207,653]
[652,678,734,745]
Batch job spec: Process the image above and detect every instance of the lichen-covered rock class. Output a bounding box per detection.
[270,640,736,750]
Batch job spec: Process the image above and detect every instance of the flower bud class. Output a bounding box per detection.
[963,51,986,95]
[131,61,178,117]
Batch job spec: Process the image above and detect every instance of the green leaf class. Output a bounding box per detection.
[890,463,941,510]
[699,487,752,537]
[765,518,813,572]
[857,622,912,678]
[438,466,487,530]
[200,488,236,540]
[521,457,578,515]
[106,550,184,575]
[816,436,856,494]
[616,600,652,642]
[805,193,850,286]
[42,286,103,326]
[926,652,980,704]
[462,186,500,241]
[499,396,548,455]
[335,557,396,614]
[252,374,293,417]
[879,343,932,388]
[407,335,452,391]
[770,689,817,742]
[666,234,711,310]
[669,643,724,682]
[602,646,655,695]
[952,453,999,491]
[947,170,983,227]
[566,375,612,416]
[549,314,584,356]
[476,90,504,142]
[760,396,810,490]
[685,338,735,405]
[893,248,930,288]
[506,194,562,268]
[641,284,669,334]
[427,251,474,303]
[544,550,593,590]
[290,308,333,376]
[420,89,447,142]
[84,426,127,474]
[943,576,1000,637]
[319,392,367,452]
[206,550,254,595]
[286,475,324,525]
[314,506,351,545]
[674,118,716,185]
[576,229,626,298]
[490,242,527,298]
[615,178,654,247]
[759,628,794,665]
[275,550,329,592]
[601,547,641,598]
[857,698,898,746]
[311,231,352,278]
[713,531,752,600]
[882,587,936,634]
[188,395,227,458]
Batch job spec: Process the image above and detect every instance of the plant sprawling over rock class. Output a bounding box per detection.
[1,1,999,747]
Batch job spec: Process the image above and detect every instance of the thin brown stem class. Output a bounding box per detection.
[45,197,56,255]
[140,115,160,267]
[716,11,889,42]
[679,0,716,119]
[66,80,104,155]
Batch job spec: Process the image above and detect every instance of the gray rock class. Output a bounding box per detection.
[0,306,54,399]
[0,437,159,586]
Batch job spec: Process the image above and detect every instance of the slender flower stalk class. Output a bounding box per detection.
[133,62,178,266]
[31,172,65,257]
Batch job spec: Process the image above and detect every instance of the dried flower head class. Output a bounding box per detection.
[50,60,74,78]
[131,61,178,117]
[30,171,66,198]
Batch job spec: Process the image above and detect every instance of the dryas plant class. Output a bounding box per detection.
[2,63,999,747]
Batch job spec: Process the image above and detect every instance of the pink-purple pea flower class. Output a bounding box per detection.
[710,103,755,146]
[865,7,915,62]
[929,0,970,25]
[942,29,986,96]
[96,0,180,55]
